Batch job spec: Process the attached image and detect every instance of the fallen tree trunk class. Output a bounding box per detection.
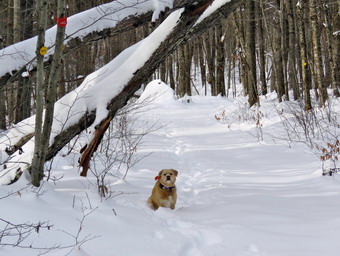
[1,0,243,184]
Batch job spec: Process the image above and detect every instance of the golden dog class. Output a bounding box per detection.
[147,169,178,210]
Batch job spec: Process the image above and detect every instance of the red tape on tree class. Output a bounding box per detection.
[57,16,67,27]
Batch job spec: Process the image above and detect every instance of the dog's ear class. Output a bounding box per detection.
[172,169,178,176]
[158,170,164,177]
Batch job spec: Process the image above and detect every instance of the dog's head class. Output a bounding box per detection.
[158,169,178,186]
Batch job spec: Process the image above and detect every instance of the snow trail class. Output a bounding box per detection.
[1,81,340,256]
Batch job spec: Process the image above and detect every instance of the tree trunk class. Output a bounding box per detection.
[0,0,7,130]
[215,23,226,96]
[198,36,207,93]
[280,0,289,100]
[178,43,192,97]
[30,0,48,187]
[203,30,216,95]
[286,0,300,100]
[232,10,248,96]
[257,0,267,96]
[15,77,31,123]
[168,55,176,90]
[334,1,340,97]
[31,0,66,187]
[310,0,328,107]
[13,0,21,43]
[0,89,6,130]
[297,0,312,110]
[245,0,258,106]
[324,1,340,97]
[273,1,285,102]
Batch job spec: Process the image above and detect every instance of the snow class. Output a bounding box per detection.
[1,81,340,256]
[195,0,231,25]
[0,0,173,78]
[151,0,174,22]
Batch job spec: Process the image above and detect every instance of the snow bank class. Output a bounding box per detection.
[138,79,176,104]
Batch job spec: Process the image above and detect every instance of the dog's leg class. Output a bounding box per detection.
[151,201,159,210]
[147,197,159,210]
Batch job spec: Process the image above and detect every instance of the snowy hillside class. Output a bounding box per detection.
[1,81,340,256]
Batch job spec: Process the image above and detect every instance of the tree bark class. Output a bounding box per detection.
[178,43,192,97]
[245,0,258,106]
[334,1,340,97]
[30,0,48,187]
[232,9,248,97]
[310,0,328,107]
[0,89,6,129]
[203,30,216,95]
[273,1,285,102]
[324,1,339,97]
[286,0,299,100]
[31,0,66,187]
[257,0,267,96]
[297,0,312,110]
[197,36,207,93]
[215,23,226,96]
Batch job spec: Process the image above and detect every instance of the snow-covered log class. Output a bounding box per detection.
[0,0,243,184]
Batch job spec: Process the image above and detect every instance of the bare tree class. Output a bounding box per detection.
[297,0,312,110]
[245,0,258,106]
[310,0,328,107]
[31,0,67,187]
[215,23,226,96]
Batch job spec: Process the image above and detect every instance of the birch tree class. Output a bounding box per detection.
[297,0,312,110]
[30,0,66,187]
[310,0,328,107]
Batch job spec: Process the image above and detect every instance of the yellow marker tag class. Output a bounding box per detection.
[39,46,48,55]
[303,62,307,67]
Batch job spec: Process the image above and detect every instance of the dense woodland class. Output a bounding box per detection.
[0,0,339,130]
[0,0,339,186]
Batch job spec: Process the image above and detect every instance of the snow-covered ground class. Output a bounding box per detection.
[1,81,340,256]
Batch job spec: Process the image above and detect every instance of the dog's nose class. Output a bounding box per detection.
[166,176,171,180]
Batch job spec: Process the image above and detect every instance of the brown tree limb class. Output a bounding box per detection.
[78,116,113,177]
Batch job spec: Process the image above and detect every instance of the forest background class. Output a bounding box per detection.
[0,0,339,185]
[1,0,339,129]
